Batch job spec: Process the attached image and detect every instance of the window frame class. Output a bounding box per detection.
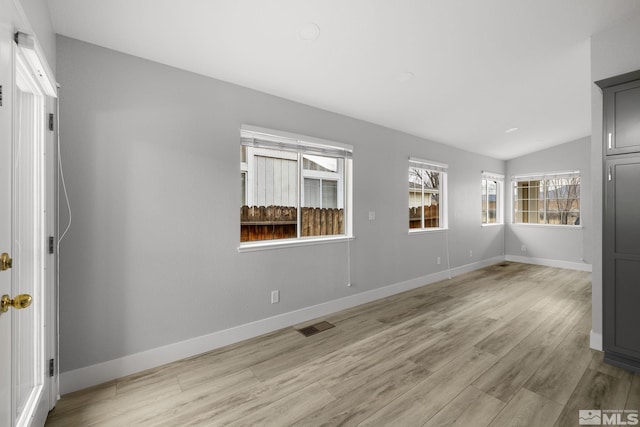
[239,125,353,250]
[408,157,448,233]
[481,171,504,226]
[302,155,343,209]
[511,171,581,227]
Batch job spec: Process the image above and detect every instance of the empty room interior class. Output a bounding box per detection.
[1,1,640,426]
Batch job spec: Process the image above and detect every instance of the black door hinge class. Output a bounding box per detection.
[49,358,55,377]
[48,113,54,131]
[48,236,54,254]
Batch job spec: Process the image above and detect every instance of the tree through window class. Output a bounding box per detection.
[513,172,580,225]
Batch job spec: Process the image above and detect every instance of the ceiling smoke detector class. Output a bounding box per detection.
[397,71,415,82]
[299,23,320,41]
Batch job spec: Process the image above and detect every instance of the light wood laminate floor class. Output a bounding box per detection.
[46,262,640,426]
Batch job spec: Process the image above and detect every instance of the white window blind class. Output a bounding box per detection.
[241,125,353,159]
[482,171,504,182]
[512,170,580,182]
[409,157,448,172]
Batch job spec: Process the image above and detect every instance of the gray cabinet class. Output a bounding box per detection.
[598,70,640,372]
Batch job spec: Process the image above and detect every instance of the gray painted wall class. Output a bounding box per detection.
[505,137,591,265]
[590,12,640,346]
[56,36,505,373]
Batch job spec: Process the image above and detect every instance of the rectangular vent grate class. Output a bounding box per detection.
[498,263,510,267]
[296,321,335,337]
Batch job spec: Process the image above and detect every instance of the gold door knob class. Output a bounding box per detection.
[0,253,11,271]
[0,294,32,313]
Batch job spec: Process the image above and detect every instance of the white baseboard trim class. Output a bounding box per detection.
[60,255,505,394]
[504,255,592,272]
[590,330,603,351]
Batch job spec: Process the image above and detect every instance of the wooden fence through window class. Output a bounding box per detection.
[409,204,440,228]
[240,206,344,242]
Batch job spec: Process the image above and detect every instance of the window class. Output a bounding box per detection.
[512,171,580,225]
[482,171,504,225]
[240,125,352,244]
[302,155,341,209]
[409,158,448,230]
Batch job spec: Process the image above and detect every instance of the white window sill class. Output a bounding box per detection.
[509,223,583,229]
[481,223,504,228]
[238,235,355,253]
[408,227,449,235]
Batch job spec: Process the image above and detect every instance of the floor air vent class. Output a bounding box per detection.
[498,263,510,267]
[297,321,335,337]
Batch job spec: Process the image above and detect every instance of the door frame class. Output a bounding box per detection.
[1,0,59,424]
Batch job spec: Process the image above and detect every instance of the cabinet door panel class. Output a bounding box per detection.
[614,259,640,358]
[605,156,640,362]
[605,79,640,155]
[615,87,640,148]
[614,162,640,256]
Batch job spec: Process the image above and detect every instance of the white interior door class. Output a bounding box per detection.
[11,50,49,427]
[0,10,15,426]
[0,2,57,425]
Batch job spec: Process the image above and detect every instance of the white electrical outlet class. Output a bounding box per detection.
[521,245,527,252]
[368,211,376,221]
[271,290,279,304]
[437,256,441,265]
[469,250,473,257]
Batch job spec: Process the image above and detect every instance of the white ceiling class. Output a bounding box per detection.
[47,0,640,160]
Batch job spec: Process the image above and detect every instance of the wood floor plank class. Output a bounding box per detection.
[317,332,443,397]
[89,369,260,426]
[375,297,450,325]
[626,374,640,410]
[570,308,593,336]
[145,369,316,426]
[322,355,428,399]
[409,314,499,372]
[253,312,444,387]
[554,368,632,427]
[472,317,566,402]
[359,347,497,426]
[48,377,183,427]
[488,388,564,427]
[168,327,309,384]
[422,385,505,427]
[474,309,550,357]
[298,360,432,426]
[523,331,594,405]
[226,383,335,427]
[250,317,386,381]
